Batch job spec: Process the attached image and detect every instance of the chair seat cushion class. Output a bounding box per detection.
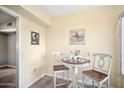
[53,65,69,71]
[82,70,108,82]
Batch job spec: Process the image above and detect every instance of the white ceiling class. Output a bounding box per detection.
[40,5,106,17]
[0,10,15,24]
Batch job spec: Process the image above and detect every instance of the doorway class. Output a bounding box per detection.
[0,7,19,88]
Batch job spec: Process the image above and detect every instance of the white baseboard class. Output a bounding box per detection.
[7,65,16,68]
[0,65,6,68]
[0,65,16,68]
[25,74,46,88]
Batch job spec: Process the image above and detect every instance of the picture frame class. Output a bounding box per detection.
[31,31,39,45]
[70,29,85,45]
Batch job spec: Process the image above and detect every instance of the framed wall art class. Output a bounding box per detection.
[70,29,85,45]
[31,31,39,45]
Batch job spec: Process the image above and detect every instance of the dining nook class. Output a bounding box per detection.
[1,5,124,88]
[49,50,112,88]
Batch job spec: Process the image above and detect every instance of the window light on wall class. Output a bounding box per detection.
[121,14,124,75]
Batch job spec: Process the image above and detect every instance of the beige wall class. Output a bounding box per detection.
[19,13,46,87]
[7,33,16,66]
[0,34,7,65]
[46,6,116,86]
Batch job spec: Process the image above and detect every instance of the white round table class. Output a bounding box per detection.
[61,58,90,88]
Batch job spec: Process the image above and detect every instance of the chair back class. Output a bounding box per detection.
[93,53,113,75]
[51,52,66,63]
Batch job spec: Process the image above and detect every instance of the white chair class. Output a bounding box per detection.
[82,53,113,88]
[52,52,69,88]
[53,65,69,88]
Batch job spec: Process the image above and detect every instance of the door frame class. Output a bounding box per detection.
[0,5,21,88]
